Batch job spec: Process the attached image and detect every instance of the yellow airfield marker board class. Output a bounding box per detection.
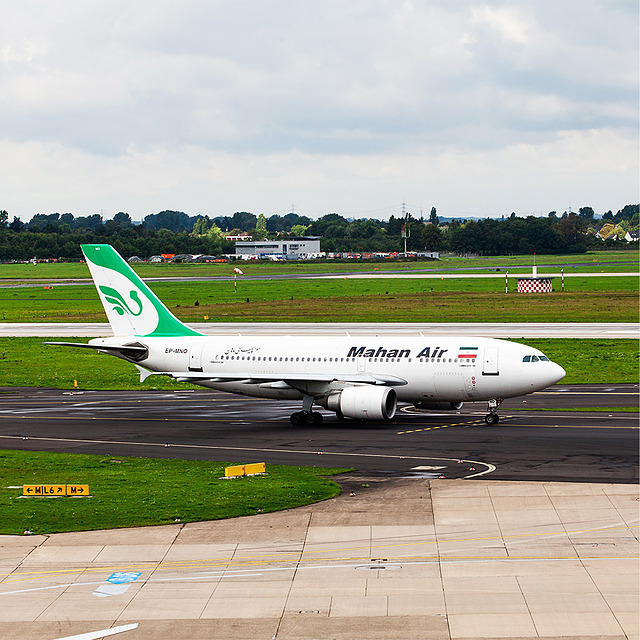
[224,463,266,478]
[66,484,90,496]
[22,485,90,496]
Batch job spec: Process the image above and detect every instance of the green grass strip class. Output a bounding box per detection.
[0,449,349,535]
[0,279,637,322]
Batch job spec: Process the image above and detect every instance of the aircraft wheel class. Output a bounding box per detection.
[313,412,323,425]
[304,412,316,426]
[484,413,499,425]
[290,412,302,425]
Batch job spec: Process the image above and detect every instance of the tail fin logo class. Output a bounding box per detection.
[99,286,143,317]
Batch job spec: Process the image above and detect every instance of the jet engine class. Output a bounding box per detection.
[413,401,463,411]
[326,386,397,420]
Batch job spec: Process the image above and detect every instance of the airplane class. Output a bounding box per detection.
[47,244,566,425]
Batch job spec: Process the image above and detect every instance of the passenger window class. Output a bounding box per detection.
[522,356,531,362]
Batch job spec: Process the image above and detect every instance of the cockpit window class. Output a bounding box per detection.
[539,355,549,361]
[522,355,531,362]
[531,355,539,362]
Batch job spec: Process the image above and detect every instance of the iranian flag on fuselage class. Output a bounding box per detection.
[458,346,478,360]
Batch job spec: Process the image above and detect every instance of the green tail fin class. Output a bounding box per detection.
[82,244,203,337]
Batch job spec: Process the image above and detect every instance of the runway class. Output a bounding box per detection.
[0,321,637,337]
[0,384,636,484]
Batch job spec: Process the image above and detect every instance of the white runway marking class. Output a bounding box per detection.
[49,623,139,640]
[0,433,495,476]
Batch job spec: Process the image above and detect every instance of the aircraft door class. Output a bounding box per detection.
[189,342,205,372]
[357,358,366,373]
[482,347,499,376]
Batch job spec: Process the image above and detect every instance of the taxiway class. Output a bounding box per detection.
[0,385,636,484]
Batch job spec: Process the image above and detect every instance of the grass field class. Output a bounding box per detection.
[0,276,637,323]
[0,449,348,534]
[0,337,636,389]
[0,250,636,280]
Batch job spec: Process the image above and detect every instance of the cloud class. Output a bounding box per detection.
[0,0,637,219]
[1,126,634,221]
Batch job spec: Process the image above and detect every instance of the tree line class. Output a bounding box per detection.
[0,205,637,261]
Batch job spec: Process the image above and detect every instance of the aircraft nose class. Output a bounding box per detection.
[547,362,566,385]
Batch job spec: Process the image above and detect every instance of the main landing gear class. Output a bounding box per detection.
[484,398,503,425]
[290,411,323,425]
[290,393,323,425]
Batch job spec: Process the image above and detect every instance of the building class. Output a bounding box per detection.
[235,237,322,260]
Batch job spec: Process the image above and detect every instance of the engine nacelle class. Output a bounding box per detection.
[326,386,397,420]
[413,401,464,411]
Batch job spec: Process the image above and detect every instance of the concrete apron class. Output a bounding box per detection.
[0,477,637,640]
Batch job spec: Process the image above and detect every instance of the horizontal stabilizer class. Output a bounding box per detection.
[44,341,148,360]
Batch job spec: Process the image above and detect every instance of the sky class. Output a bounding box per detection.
[1,0,637,222]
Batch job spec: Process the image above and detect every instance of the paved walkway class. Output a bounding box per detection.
[0,478,637,640]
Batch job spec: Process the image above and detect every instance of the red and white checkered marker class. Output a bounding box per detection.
[517,278,553,293]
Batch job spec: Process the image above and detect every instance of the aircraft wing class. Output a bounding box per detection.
[149,369,407,387]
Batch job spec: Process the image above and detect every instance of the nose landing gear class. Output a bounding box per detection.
[484,398,503,425]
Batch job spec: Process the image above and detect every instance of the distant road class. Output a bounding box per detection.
[0,271,637,288]
[0,322,636,338]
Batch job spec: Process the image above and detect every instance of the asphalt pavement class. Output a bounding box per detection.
[0,321,638,337]
[0,384,636,483]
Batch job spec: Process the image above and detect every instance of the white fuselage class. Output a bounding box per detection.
[91,334,566,404]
